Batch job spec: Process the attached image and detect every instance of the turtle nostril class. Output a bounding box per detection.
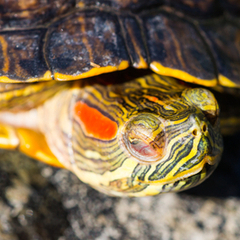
[192,129,198,136]
[202,124,207,133]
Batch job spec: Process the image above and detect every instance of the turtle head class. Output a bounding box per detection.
[72,74,223,196]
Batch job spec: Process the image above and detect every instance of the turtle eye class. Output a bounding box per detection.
[121,114,166,164]
[128,137,159,159]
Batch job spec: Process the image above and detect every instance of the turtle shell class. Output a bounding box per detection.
[0,0,239,87]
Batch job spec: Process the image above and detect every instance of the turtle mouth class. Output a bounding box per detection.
[200,154,219,165]
[162,155,218,185]
[136,154,220,186]
[174,162,218,192]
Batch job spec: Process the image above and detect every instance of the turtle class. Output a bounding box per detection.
[0,0,239,197]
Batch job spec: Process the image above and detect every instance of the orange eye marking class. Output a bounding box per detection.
[144,95,165,105]
[145,96,158,102]
[74,102,118,140]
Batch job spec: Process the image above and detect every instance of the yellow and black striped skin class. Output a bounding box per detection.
[19,73,222,197]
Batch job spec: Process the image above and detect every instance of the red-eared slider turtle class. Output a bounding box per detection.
[0,0,239,197]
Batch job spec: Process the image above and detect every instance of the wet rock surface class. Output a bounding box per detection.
[0,134,240,240]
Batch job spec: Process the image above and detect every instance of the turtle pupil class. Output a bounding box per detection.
[129,139,157,158]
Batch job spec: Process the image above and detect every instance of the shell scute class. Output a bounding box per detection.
[0,0,239,87]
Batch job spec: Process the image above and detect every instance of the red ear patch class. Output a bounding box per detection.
[74,101,118,140]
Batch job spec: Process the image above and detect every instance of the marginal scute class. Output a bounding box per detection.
[200,20,240,87]
[219,74,238,88]
[141,10,217,86]
[54,61,129,81]
[46,9,131,80]
[119,14,148,69]
[0,29,51,82]
[150,62,217,87]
